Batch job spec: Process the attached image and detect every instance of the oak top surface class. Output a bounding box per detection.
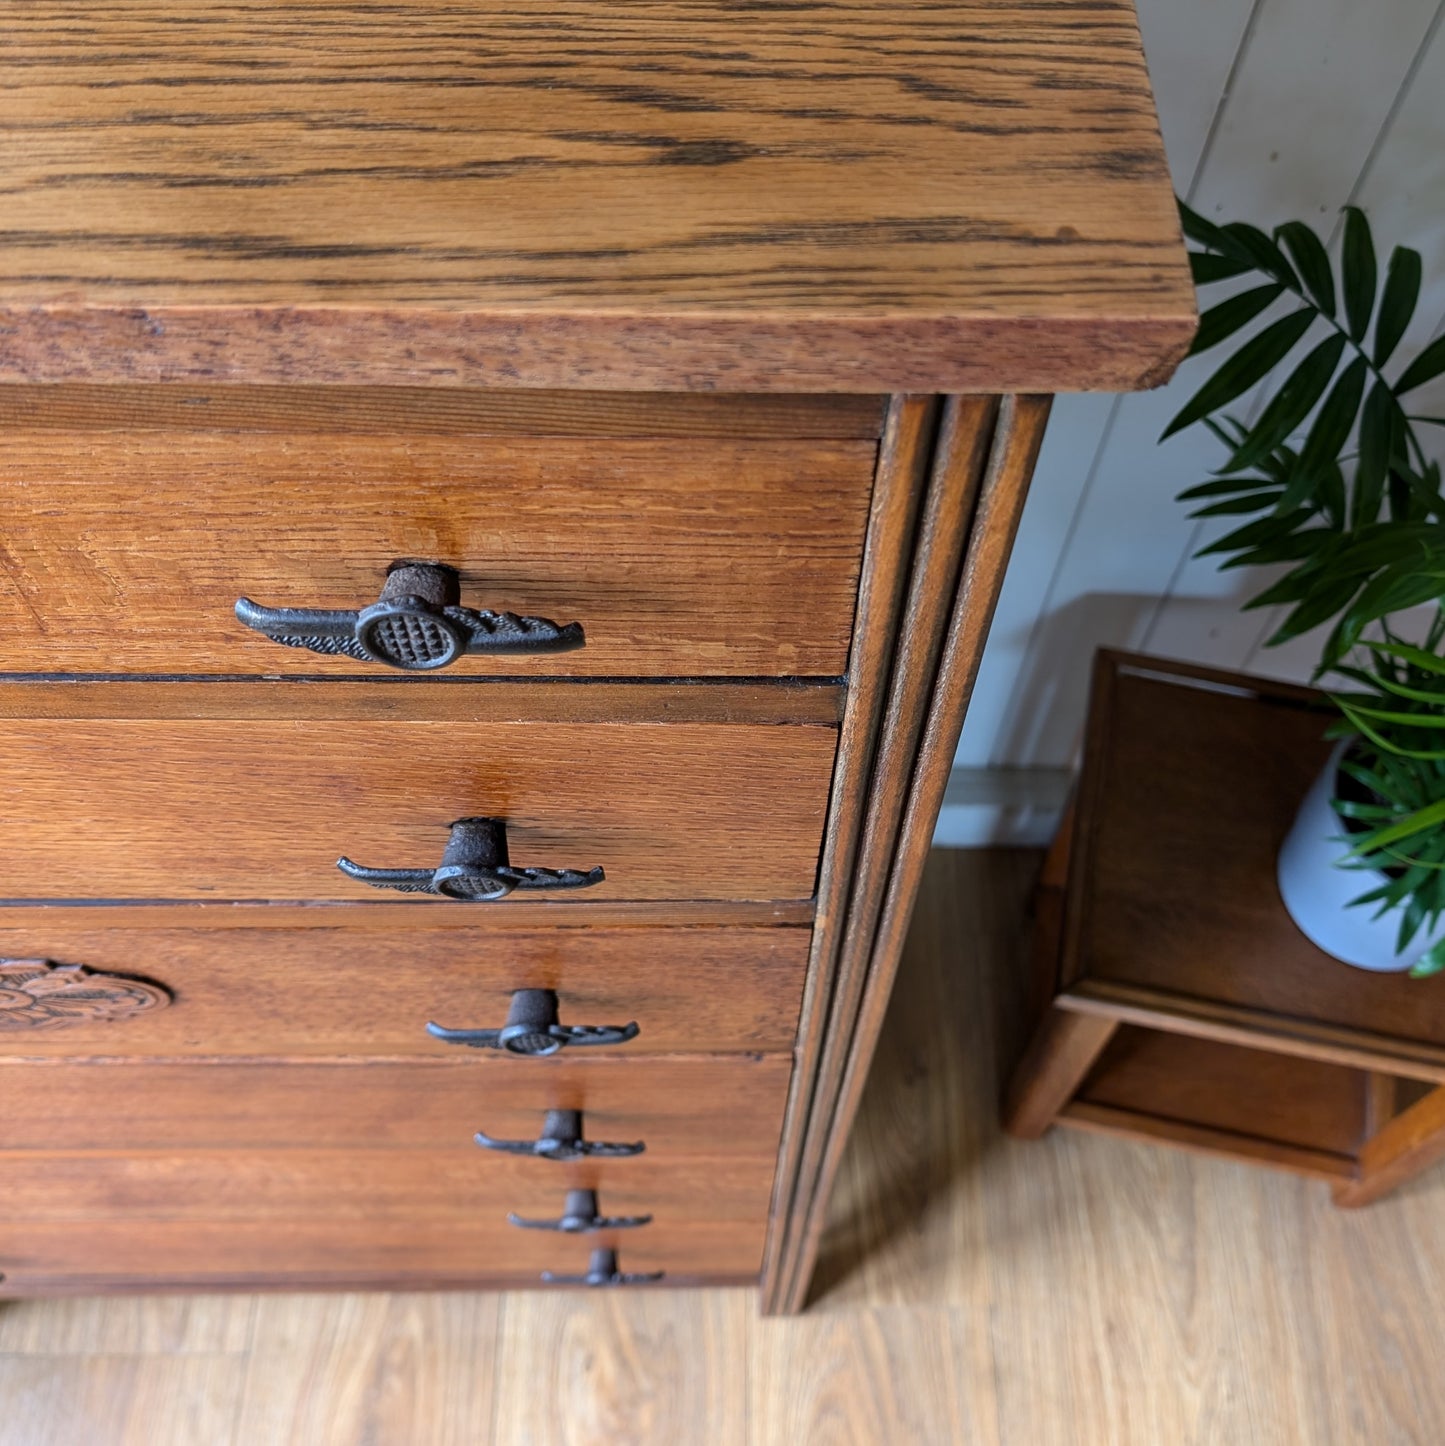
[0,2,1195,391]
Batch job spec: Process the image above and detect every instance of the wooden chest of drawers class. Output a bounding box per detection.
[0,2,1193,1311]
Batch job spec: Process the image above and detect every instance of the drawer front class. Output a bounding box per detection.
[0,1220,761,1292]
[0,919,809,1056]
[0,1150,774,1289]
[0,429,875,678]
[0,1057,793,1153]
[0,718,835,902]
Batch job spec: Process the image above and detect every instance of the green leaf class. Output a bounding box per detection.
[1275,220,1336,317]
[1298,356,1368,481]
[1223,333,1347,471]
[1352,672,1445,706]
[1227,529,1337,571]
[1334,702,1445,730]
[1191,491,1285,518]
[1189,284,1285,356]
[1275,462,1323,515]
[1178,198,1229,249]
[1353,381,1397,526]
[1191,250,1253,285]
[1342,795,1445,859]
[1375,245,1423,366]
[1268,575,1366,645]
[1342,206,1378,342]
[1222,222,1300,288]
[1410,938,1445,978]
[1163,310,1317,439]
[1396,334,1445,396]
[1363,639,1445,676]
[1244,567,1317,609]
[1319,459,1347,527]
[1177,476,1277,501]
[1336,703,1445,760]
[1340,562,1445,640]
[1196,508,1312,560]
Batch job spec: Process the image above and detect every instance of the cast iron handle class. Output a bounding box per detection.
[508,1188,652,1233]
[236,560,584,671]
[474,1108,644,1162]
[338,817,604,902]
[427,989,637,1056]
[541,1247,664,1287]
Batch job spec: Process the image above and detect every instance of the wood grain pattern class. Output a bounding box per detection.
[0,1222,759,1295]
[0,921,808,1056]
[1335,1086,1445,1208]
[0,716,836,902]
[0,5,1193,393]
[1002,1008,1115,1140]
[0,899,815,930]
[1059,982,1445,1085]
[767,393,998,1311]
[494,1290,754,1445]
[9,855,1445,1444]
[0,680,843,727]
[1064,656,1445,1054]
[1057,1101,1359,1183]
[0,430,874,677]
[759,394,938,1301]
[766,394,1050,1313]
[233,1293,500,1446]
[1013,653,1445,1206]
[1074,1026,1370,1161]
[0,1150,778,1222]
[0,1055,793,1153]
[0,1151,776,1291]
[0,385,886,439]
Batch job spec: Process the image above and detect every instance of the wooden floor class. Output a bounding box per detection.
[4,850,1445,1445]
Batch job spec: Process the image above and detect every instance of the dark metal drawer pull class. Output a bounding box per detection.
[541,1247,664,1288]
[236,559,584,671]
[474,1108,644,1162]
[508,1188,652,1233]
[428,988,637,1056]
[338,817,604,902]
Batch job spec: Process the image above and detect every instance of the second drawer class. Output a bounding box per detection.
[0,709,837,903]
[0,915,810,1056]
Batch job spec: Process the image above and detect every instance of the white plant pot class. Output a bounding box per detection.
[1277,740,1445,972]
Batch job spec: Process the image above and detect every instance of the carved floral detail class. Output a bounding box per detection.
[0,958,171,1031]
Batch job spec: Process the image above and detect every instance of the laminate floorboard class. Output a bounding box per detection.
[2,851,1443,1445]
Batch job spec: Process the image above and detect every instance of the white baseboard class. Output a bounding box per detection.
[931,766,1072,848]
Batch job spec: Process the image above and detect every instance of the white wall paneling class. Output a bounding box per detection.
[938,0,1445,846]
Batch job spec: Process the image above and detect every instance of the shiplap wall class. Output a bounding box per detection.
[936,0,1445,846]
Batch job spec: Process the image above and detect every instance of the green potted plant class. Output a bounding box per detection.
[1169,201,1445,975]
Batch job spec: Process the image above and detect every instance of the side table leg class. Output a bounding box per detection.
[1333,1083,1445,1208]
[1003,1007,1117,1140]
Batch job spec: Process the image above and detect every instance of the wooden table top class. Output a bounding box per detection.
[0,2,1195,392]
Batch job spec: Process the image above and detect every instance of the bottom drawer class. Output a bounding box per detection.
[0,1149,775,1293]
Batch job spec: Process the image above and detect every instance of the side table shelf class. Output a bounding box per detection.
[1004,650,1445,1207]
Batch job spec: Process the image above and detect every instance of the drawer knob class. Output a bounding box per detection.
[508,1188,652,1233]
[0,958,171,1031]
[427,988,637,1056]
[541,1247,664,1288]
[235,560,584,671]
[337,817,604,902]
[474,1107,644,1162]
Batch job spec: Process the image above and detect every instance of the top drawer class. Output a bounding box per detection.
[0,387,881,678]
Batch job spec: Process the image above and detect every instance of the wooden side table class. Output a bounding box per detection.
[1005,650,1445,1207]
